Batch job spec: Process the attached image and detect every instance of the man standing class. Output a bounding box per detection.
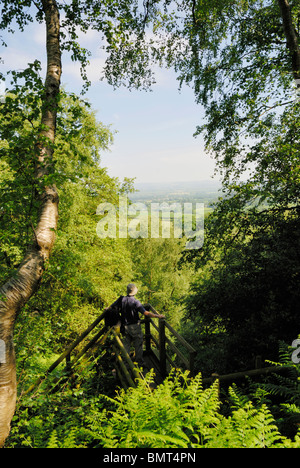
[105,284,165,369]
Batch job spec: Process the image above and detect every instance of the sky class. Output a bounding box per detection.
[0,18,218,185]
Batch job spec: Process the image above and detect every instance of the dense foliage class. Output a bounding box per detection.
[6,362,300,448]
[181,104,300,374]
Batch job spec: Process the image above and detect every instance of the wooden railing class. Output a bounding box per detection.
[24,311,108,395]
[104,304,198,388]
[23,304,292,396]
[110,328,144,389]
[202,365,291,389]
[142,304,197,379]
[24,305,198,394]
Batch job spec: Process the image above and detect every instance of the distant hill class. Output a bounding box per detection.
[130,180,223,206]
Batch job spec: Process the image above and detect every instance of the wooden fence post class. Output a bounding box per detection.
[159,318,167,378]
[145,317,151,353]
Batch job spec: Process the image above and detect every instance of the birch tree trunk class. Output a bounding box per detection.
[0,0,61,448]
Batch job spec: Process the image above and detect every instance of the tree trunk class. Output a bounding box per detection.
[0,0,61,448]
[277,0,300,81]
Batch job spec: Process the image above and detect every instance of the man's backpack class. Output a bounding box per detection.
[104,296,123,328]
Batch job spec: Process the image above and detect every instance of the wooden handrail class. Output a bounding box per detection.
[142,304,197,377]
[111,329,144,388]
[202,365,291,386]
[24,304,198,395]
[72,326,106,365]
[164,322,196,354]
[112,344,136,388]
[24,311,107,395]
[23,304,289,396]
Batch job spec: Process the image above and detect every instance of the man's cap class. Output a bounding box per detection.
[127,283,138,296]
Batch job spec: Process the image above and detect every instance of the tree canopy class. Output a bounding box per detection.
[102,0,300,214]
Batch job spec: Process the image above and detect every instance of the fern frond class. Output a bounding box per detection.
[231,403,285,448]
[46,430,59,449]
[250,405,285,448]
[62,428,78,448]
[228,384,250,409]
[137,430,189,448]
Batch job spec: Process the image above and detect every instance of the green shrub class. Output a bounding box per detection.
[7,366,300,448]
